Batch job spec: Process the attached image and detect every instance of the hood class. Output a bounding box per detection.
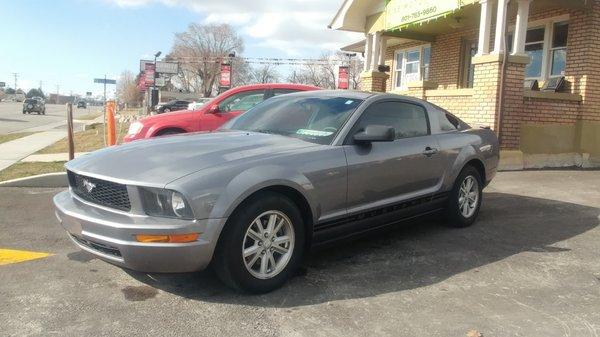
[141,109,196,124]
[66,131,318,187]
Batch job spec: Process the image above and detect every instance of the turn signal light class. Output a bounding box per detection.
[136,233,199,243]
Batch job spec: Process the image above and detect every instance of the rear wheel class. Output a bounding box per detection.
[157,129,182,136]
[213,192,305,293]
[445,166,483,228]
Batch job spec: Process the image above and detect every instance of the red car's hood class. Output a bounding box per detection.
[139,109,198,124]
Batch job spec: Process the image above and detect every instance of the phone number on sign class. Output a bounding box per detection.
[400,6,438,23]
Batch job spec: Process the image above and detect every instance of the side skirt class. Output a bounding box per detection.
[312,193,448,245]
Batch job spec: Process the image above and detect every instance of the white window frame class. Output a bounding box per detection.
[509,14,569,81]
[393,44,431,90]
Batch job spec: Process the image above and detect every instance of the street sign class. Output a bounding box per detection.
[338,66,349,89]
[140,60,179,74]
[86,92,92,96]
[220,63,231,88]
[0,82,5,88]
[144,63,156,86]
[94,78,116,84]
[154,77,166,87]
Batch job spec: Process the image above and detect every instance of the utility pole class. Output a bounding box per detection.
[12,73,18,90]
[56,85,60,104]
[103,74,107,105]
[39,81,43,91]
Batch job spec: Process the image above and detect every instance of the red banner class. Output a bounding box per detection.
[338,66,349,90]
[144,63,155,86]
[220,63,231,88]
[138,73,147,92]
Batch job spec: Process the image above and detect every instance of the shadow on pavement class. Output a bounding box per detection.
[126,192,600,307]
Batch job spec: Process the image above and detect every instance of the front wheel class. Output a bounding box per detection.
[163,108,170,113]
[213,192,305,293]
[445,166,483,228]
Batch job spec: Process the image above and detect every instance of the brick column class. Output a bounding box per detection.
[471,54,529,149]
[360,71,389,93]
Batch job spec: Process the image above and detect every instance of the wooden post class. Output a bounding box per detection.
[66,103,74,160]
[106,100,116,146]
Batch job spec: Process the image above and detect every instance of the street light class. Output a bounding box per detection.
[151,51,161,111]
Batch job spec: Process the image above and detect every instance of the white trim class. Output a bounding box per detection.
[392,44,431,90]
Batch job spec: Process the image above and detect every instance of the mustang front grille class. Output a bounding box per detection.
[68,171,131,211]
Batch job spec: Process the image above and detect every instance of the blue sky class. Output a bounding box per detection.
[0,0,359,97]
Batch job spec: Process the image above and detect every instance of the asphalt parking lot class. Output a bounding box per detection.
[1,170,599,337]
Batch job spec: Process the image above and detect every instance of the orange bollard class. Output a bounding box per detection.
[106,100,116,146]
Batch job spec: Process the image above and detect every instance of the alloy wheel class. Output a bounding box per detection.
[242,210,295,280]
[458,175,479,218]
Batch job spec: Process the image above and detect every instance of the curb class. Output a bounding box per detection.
[0,172,68,188]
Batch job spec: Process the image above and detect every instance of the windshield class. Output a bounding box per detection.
[223,95,363,145]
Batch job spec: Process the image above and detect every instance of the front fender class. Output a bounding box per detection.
[212,165,318,222]
[167,164,319,223]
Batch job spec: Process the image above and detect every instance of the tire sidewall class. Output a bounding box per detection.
[217,192,305,293]
[447,166,483,227]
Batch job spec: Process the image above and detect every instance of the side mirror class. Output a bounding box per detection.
[353,125,395,143]
[208,104,220,114]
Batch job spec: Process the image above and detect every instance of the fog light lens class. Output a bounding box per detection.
[136,233,199,243]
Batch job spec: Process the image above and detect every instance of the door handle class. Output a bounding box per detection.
[422,147,439,157]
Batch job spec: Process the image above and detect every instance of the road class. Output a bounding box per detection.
[0,102,99,134]
[1,170,600,336]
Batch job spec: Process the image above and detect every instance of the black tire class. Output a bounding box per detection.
[213,192,305,293]
[445,165,483,228]
[22,111,26,114]
[163,108,170,113]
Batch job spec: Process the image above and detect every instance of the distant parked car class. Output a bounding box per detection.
[154,100,190,114]
[124,83,320,142]
[77,101,87,109]
[187,98,211,110]
[22,98,46,114]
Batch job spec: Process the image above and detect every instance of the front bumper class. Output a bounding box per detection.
[53,190,226,273]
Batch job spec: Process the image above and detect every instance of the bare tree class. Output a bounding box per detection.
[231,58,252,87]
[116,70,142,108]
[287,51,364,90]
[170,23,244,97]
[250,64,280,83]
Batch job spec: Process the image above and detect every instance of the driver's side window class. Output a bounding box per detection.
[218,90,265,112]
[354,101,429,140]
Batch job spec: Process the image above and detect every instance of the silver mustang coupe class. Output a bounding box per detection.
[54,90,499,293]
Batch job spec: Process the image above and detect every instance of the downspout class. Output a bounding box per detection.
[496,0,511,143]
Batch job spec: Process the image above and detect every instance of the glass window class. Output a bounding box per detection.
[438,112,458,132]
[552,22,568,48]
[354,101,428,139]
[526,28,545,43]
[225,95,363,145]
[271,89,299,97]
[394,52,404,88]
[218,90,264,112]
[550,22,568,77]
[525,43,544,78]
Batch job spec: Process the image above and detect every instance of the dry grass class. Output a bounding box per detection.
[0,161,66,182]
[36,122,130,154]
[74,111,104,120]
[0,132,34,145]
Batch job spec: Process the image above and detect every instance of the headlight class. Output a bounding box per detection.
[127,122,144,135]
[139,187,194,219]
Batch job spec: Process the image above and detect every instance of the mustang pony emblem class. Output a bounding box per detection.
[82,179,96,193]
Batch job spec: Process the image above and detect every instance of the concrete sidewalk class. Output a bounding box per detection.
[0,131,67,171]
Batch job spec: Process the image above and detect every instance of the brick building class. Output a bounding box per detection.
[330,0,600,168]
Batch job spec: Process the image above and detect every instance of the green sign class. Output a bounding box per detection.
[385,0,460,30]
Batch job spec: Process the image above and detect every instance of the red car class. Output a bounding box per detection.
[124,83,320,142]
